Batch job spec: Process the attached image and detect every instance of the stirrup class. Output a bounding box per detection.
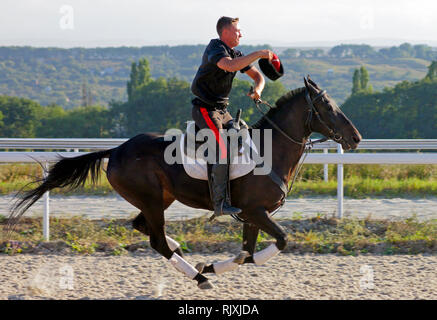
[209,201,241,221]
[209,201,225,222]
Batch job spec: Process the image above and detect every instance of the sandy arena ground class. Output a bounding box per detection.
[1,252,436,300]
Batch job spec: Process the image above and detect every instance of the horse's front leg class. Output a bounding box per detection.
[198,206,286,274]
[245,206,286,266]
[195,220,259,275]
[195,215,255,275]
[196,208,285,275]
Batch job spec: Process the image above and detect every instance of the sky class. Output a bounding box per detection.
[1,0,437,48]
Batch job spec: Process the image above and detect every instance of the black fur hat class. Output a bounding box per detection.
[258,55,284,81]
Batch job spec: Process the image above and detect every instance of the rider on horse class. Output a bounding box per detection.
[191,16,274,217]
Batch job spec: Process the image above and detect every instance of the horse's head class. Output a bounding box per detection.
[304,76,362,150]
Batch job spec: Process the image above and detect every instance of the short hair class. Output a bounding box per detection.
[216,16,239,36]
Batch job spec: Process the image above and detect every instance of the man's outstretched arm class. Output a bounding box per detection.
[217,50,273,73]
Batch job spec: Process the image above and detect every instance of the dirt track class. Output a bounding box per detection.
[1,252,436,300]
[2,195,436,221]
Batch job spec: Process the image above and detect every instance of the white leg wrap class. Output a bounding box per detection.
[253,244,280,265]
[213,257,240,275]
[168,253,198,279]
[166,236,180,252]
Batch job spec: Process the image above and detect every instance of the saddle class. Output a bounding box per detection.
[180,120,258,181]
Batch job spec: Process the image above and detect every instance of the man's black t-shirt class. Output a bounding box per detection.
[191,39,252,109]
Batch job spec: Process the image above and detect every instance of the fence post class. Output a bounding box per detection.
[42,162,50,241]
[337,144,344,219]
[323,148,328,182]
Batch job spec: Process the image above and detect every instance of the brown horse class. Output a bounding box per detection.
[10,77,361,289]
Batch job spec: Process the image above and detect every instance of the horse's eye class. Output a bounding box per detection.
[321,98,332,110]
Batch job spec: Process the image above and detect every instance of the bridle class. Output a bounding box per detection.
[253,87,344,147]
[304,89,343,145]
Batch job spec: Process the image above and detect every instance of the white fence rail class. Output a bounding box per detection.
[1,138,437,241]
[0,138,126,150]
[2,138,437,150]
[2,151,437,164]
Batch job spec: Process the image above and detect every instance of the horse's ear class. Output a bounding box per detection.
[304,76,310,90]
[307,76,320,89]
[304,76,316,93]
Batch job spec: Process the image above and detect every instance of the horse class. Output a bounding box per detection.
[9,76,361,289]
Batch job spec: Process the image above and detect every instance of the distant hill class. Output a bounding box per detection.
[0,43,435,108]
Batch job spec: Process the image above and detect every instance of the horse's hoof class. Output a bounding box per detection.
[195,262,206,273]
[233,251,250,265]
[198,280,214,290]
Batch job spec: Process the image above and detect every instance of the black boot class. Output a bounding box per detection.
[208,163,242,216]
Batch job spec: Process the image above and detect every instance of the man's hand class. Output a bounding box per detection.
[258,49,273,61]
[247,88,261,101]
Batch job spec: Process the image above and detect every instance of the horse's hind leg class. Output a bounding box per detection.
[132,212,184,257]
[241,222,259,264]
[109,165,211,289]
[132,213,150,235]
[139,199,213,289]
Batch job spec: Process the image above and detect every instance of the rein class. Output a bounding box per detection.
[248,88,341,218]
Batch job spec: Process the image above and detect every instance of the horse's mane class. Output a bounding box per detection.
[251,87,306,129]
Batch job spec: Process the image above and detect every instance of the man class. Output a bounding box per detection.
[191,16,273,216]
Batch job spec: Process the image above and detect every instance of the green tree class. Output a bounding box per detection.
[0,96,42,137]
[425,61,437,81]
[127,58,152,102]
[118,75,193,135]
[36,104,68,137]
[352,69,361,94]
[399,43,414,57]
[137,58,152,87]
[63,105,110,137]
[342,79,437,138]
[413,45,433,60]
[127,61,138,102]
[35,104,111,138]
[351,66,372,95]
[360,66,369,91]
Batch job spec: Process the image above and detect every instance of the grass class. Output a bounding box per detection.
[290,163,437,198]
[292,177,437,198]
[0,163,113,196]
[1,215,436,256]
[1,163,436,198]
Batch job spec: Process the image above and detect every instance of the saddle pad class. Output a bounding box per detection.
[179,130,258,181]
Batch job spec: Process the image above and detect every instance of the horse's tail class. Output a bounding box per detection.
[8,149,112,230]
